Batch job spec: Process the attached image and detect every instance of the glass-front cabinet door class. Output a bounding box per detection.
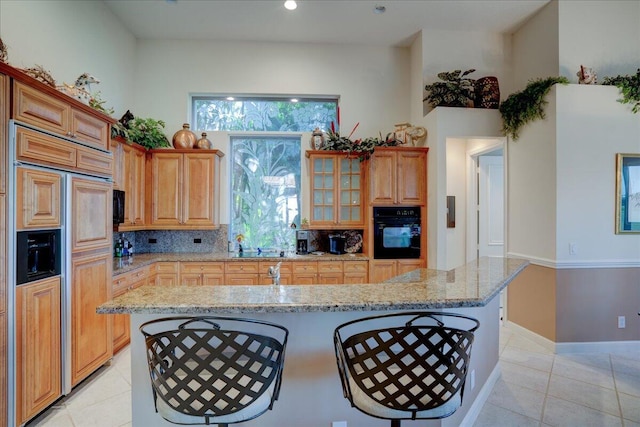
[308,152,365,228]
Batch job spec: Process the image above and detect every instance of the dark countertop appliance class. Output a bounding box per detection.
[329,234,346,255]
[373,206,421,259]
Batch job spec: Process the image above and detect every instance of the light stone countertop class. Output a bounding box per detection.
[113,252,370,275]
[99,257,529,314]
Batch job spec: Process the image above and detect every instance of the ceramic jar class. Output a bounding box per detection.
[172,123,197,149]
[196,132,212,149]
[474,76,500,109]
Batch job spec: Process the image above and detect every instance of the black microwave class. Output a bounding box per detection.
[113,189,125,224]
[16,229,62,285]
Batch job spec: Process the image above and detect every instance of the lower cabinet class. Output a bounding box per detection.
[292,261,318,285]
[111,266,148,354]
[71,252,112,386]
[15,277,61,425]
[154,262,179,286]
[225,262,260,285]
[343,261,369,284]
[370,259,424,283]
[0,310,5,427]
[181,262,225,286]
[318,261,343,284]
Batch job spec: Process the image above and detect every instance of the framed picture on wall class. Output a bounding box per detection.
[615,153,640,234]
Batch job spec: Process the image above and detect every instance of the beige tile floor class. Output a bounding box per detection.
[27,325,640,427]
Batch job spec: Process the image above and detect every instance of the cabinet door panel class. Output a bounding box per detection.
[370,260,396,283]
[71,108,108,150]
[71,252,112,386]
[370,151,396,204]
[398,151,426,204]
[16,277,61,425]
[76,145,112,177]
[13,82,70,136]
[16,126,76,169]
[16,168,61,230]
[71,178,111,252]
[150,153,182,226]
[183,153,215,226]
[0,73,8,195]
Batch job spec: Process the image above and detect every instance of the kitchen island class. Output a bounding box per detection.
[98,256,528,427]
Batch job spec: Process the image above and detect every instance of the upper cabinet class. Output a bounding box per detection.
[13,82,109,151]
[369,147,428,206]
[149,149,224,229]
[113,140,146,230]
[307,151,365,229]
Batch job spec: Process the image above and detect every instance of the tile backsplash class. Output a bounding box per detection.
[113,225,364,254]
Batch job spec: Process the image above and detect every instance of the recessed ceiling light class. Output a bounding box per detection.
[226,96,235,101]
[291,98,299,103]
[373,5,386,14]
[284,1,297,11]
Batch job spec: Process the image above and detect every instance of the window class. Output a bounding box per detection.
[230,136,301,251]
[192,96,338,251]
[193,97,338,132]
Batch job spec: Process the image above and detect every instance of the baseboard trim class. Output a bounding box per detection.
[555,340,640,354]
[505,321,640,354]
[459,364,501,427]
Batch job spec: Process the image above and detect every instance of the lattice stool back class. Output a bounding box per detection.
[334,312,479,426]
[140,316,288,426]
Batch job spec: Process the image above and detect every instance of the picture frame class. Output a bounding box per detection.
[615,153,640,234]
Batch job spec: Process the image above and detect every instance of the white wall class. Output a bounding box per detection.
[555,84,640,265]
[558,0,640,80]
[511,0,559,89]
[425,108,502,270]
[421,29,512,115]
[446,139,467,269]
[0,0,136,116]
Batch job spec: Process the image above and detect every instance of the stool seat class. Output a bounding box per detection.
[140,316,288,426]
[334,312,479,426]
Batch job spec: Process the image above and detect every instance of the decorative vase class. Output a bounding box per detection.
[474,76,500,109]
[172,123,197,149]
[310,128,325,150]
[195,132,212,149]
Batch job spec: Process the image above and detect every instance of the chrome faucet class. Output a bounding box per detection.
[268,262,282,286]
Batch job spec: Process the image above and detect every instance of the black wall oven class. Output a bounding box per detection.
[16,229,62,285]
[373,206,421,259]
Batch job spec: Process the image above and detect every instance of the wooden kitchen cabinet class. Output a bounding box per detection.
[181,262,225,286]
[71,177,111,253]
[318,261,343,284]
[149,150,223,229]
[110,138,124,191]
[370,259,424,283]
[0,73,8,195]
[111,265,148,354]
[292,261,318,285]
[370,147,427,205]
[16,167,61,230]
[118,141,146,230]
[153,262,179,286]
[343,260,369,284]
[0,310,6,427]
[225,261,261,285]
[71,251,112,387]
[15,277,61,425]
[307,151,365,229]
[13,81,109,150]
[259,261,293,285]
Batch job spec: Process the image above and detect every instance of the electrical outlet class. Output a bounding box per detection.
[470,369,476,390]
[618,316,626,328]
[148,238,157,244]
[332,422,347,427]
[194,238,202,244]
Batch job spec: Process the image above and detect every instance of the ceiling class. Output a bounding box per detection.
[103,0,550,47]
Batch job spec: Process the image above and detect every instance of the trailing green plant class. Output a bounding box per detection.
[88,91,114,116]
[126,117,171,149]
[602,69,640,113]
[423,69,476,108]
[322,130,399,161]
[499,76,569,140]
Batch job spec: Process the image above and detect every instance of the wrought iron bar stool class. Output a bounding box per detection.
[140,316,288,426]
[333,311,479,426]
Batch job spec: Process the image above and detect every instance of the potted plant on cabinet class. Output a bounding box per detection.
[423,69,477,108]
[125,117,171,149]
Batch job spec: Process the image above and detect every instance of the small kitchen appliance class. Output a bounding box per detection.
[329,234,346,255]
[296,230,309,254]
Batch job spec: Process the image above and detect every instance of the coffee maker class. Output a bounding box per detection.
[296,230,309,255]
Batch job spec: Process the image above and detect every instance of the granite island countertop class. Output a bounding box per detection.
[99,257,528,315]
[112,252,370,274]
